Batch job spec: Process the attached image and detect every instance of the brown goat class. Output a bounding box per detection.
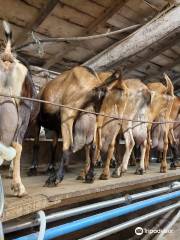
[85,78,152,182]
[111,79,151,178]
[168,96,180,169]
[30,68,120,186]
[145,74,174,173]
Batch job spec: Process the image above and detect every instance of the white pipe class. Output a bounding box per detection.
[0,222,4,240]
[157,209,180,239]
[37,211,46,240]
[0,176,4,216]
[4,182,180,234]
[0,176,4,240]
[79,202,180,240]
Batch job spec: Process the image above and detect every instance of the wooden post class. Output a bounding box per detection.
[83,4,180,71]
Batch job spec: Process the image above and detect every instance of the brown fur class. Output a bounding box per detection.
[32,68,120,186]
[145,75,174,173]
[86,78,151,181]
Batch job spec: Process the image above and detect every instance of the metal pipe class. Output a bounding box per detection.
[156,209,180,239]
[0,222,4,240]
[37,211,46,240]
[4,181,180,234]
[79,202,180,240]
[0,176,4,216]
[14,190,180,240]
[0,176,4,240]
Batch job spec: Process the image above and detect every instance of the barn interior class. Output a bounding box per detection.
[0,0,180,239]
[0,0,179,94]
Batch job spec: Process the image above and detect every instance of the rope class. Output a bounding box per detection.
[14,24,141,51]
[0,93,179,125]
[31,32,44,57]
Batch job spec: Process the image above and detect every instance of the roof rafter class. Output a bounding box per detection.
[144,58,180,82]
[15,0,59,45]
[43,0,128,69]
[87,0,128,34]
[82,5,180,71]
[125,34,180,72]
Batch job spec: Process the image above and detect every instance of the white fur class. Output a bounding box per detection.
[0,142,16,165]
[0,60,28,104]
[2,21,11,35]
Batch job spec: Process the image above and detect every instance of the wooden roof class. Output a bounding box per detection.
[0,0,179,94]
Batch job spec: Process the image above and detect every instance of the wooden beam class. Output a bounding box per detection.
[43,0,128,69]
[125,34,180,72]
[15,0,59,45]
[86,0,128,33]
[43,45,74,69]
[144,58,180,82]
[83,4,180,71]
[143,0,162,12]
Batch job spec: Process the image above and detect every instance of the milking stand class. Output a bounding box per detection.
[0,176,4,240]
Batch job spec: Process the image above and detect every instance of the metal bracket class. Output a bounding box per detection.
[124,194,133,205]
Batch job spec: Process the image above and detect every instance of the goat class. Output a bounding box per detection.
[0,21,36,196]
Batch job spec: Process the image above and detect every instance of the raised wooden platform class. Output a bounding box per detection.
[2,163,180,222]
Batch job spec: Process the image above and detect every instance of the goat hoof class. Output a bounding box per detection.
[170,163,177,170]
[110,160,116,168]
[112,171,120,178]
[95,161,103,168]
[99,173,109,180]
[44,174,63,187]
[85,173,95,183]
[45,167,56,175]
[160,166,167,173]
[11,182,27,197]
[135,168,144,175]
[76,175,85,180]
[119,167,127,177]
[27,167,37,176]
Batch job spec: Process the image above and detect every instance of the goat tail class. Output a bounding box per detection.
[164,73,174,97]
[2,20,12,57]
[3,20,12,40]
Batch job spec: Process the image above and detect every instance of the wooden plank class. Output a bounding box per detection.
[151,54,174,66]
[92,0,114,8]
[15,0,59,45]
[87,0,128,33]
[125,35,180,72]
[83,5,180,70]
[2,164,180,222]
[60,0,105,18]
[43,0,127,69]
[145,58,180,81]
[43,45,74,69]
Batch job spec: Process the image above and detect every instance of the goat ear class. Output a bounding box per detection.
[164,73,174,96]
[114,69,122,80]
[104,69,122,86]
